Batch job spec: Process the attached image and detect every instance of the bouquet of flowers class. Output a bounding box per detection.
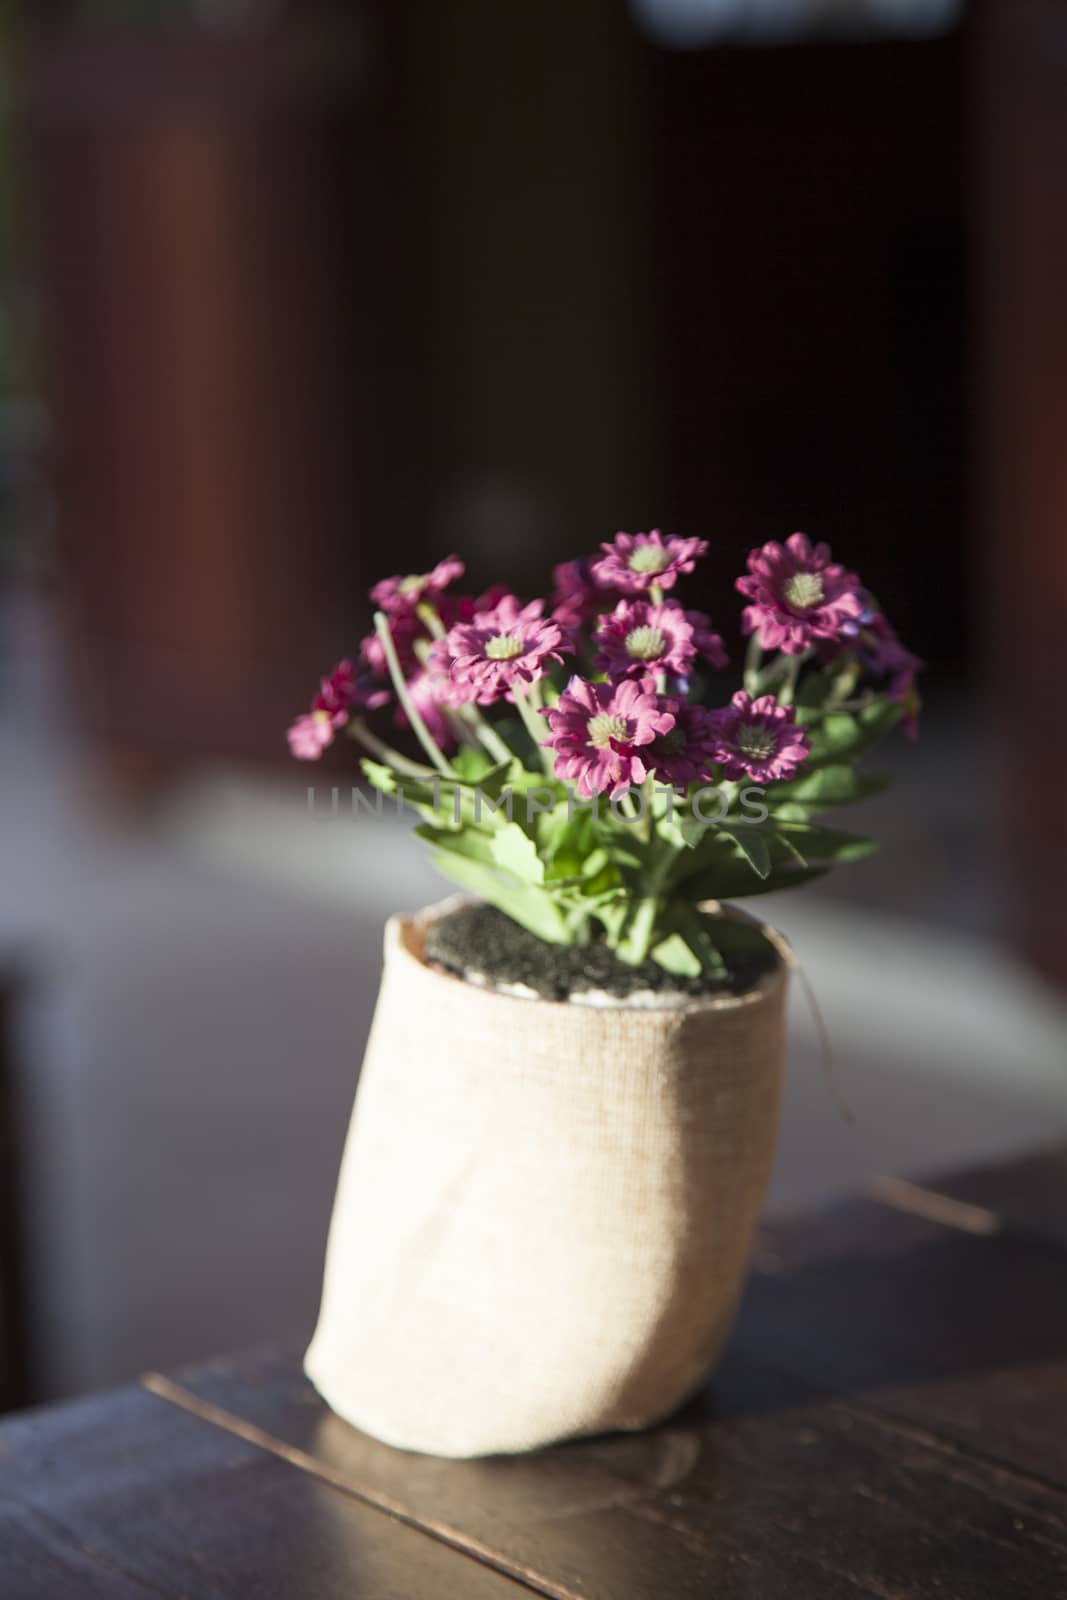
[288,530,921,979]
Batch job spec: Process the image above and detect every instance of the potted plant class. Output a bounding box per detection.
[289,530,921,1457]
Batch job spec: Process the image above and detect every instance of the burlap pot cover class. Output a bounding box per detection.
[305,899,790,1458]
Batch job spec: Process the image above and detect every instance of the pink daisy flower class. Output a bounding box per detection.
[550,558,619,628]
[359,610,424,680]
[860,611,923,739]
[687,610,729,671]
[645,701,721,790]
[431,595,570,706]
[370,555,465,617]
[591,530,708,597]
[594,600,700,682]
[395,668,457,750]
[287,657,382,760]
[312,658,356,717]
[708,691,810,783]
[441,584,511,629]
[737,532,864,655]
[542,677,676,799]
[287,710,342,761]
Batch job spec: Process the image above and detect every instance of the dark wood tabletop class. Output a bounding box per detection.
[3,1145,1067,1599]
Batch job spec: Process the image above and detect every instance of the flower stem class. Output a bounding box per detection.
[617,790,640,822]
[777,655,802,707]
[513,682,555,776]
[346,718,438,779]
[446,711,480,750]
[642,775,657,846]
[826,659,861,708]
[373,611,456,777]
[744,633,763,695]
[464,706,513,765]
[824,691,879,714]
[416,601,447,640]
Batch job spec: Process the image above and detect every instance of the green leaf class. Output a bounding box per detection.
[617,897,659,966]
[654,811,690,851]
[469,757,521,800]
[792,666,837,713]
[538,807,594,875]
[427,851,570,945]
[489,823,546,885]
[673,830,831,901]
[772,828,809,866]
[365,762,455,820]
[716,824,772,879]
[651,932,702,978]
[774,822,879,864]
[681,861,830,901]
[594,896,632,941]
[699,910,779,971]
[450,745,496,783]
[580,846,610,880]
[667,902,728,978]
[361,759,399,794]
[805,701,903,766]
[416,824,496,865]
[769,766,893,810]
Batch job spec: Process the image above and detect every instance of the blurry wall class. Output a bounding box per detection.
[654,31,965,673]
[397,0,666,596]
[976,0,1067,987]
[22,3,969,775]
[25,9,403,777]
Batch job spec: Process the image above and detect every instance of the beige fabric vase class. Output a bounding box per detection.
[305,899,790,1458]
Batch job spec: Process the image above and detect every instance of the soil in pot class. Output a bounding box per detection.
[423,902,779,1004]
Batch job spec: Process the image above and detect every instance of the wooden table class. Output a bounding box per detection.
[4,1146,1067,1598]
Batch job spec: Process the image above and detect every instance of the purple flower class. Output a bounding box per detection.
[860,611,923,738]
[312,659,356,717]
[686,609,729,671]
[371,555,465,617]
[287,654,397,760]
[311,656,388,715]
[395,668,457,750]
[431,595,570,706]
[737,532,864,655]
[709,691,810,783]
[542,676,676,798]
[287,710,342,761]
[287,659,357,759]
[359,610,424,681]
[646,701,721,790]
[591,530,708,597]
[441,584,510,629]
[594,600,698,682]
[550,557,618,628]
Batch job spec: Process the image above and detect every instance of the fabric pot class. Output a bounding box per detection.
[305,898,790,1458]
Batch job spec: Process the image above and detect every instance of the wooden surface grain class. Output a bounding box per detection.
[0,1383,526,1599]
[4,1153,1067,1598]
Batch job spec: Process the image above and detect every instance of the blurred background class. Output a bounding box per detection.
[0,0,1065,1412]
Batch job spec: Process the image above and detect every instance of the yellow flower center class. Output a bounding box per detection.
[485,632,523,661]
[782,571,824,610]
[587,712,629,749]
[625,625,666,661]
[627,546,669,574]
[736,725,776,761]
